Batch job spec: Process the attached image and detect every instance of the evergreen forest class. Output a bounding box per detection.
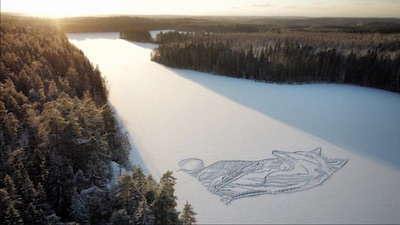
[151,31,400,93]
[1,17,196,224]
[47,15,400,93]
[120,29,152,43]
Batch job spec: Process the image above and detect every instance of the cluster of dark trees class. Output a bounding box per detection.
[1,18,196,224]
[154,31,191,44]
[110,169,196,225]
[120,28,152,43]
[151,31,400,93]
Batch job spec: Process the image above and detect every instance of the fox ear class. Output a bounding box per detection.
[310,147,322,154]
[327,158,348,170]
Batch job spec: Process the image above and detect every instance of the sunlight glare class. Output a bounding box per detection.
[2,0,120,18]
[1,0,399,18]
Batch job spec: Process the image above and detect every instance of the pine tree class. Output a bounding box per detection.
[2,178,24,225]
[86,151,111,189]
[144,174,158,204]
[153,171,179,225]
[3,175,22,211]
[34,183,52,218]
[101,104,131,170]
[27,202,47,225]
[134,196,155,225]
[17,164,41,223]
[70,189,90,224]
[46,153,74,220]
[80,186,113,224]
[73,170,90,193]
[3,112,20,147]
[110,209,132,225]
[47,80,59,101]
[5,204,24,225]
[180,201,197,225]
[116,173,137,215]
[15,162,38,206]
[0,188,11,224]
[38,102,67,149]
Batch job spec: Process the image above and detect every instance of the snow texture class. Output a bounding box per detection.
[68,32,400,224]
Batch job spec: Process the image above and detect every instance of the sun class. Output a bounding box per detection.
[46,7,68,18]
[1,0,119,18]
[1,0,70,18]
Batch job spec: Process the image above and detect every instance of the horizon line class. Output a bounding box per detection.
[1,11,400,20]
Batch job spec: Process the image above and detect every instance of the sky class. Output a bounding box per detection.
[1,0,399,18]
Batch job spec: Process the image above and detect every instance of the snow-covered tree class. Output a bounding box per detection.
[70,189,90,224]
[110,209,132,225]
[144,174,158,204]
[80,186,113,224]
[101,104,131,171]
[73,170,90,193]
[134,196,155,225]
[153,171,180,225]
[116,173,137,215]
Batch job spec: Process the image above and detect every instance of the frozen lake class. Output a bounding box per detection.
[68,32,400,224]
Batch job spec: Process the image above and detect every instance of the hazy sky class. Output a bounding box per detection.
[1,0,399,18]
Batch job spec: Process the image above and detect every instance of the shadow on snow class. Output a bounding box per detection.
[165,67,400,170]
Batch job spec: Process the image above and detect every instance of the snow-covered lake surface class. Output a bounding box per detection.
[68,32,400,224]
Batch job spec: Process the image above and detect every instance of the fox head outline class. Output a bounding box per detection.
[271,147,348,177]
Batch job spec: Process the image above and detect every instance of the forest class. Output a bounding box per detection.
[52,15,400,92]
[0,17,196,224]
[151,30,400,93]
[1,13,399,224]
[56,16,400,34]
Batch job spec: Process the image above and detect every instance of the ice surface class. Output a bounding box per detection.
[68,32,400,224]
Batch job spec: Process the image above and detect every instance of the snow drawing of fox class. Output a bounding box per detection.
[178,147,348,204]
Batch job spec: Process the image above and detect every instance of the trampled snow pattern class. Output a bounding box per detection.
[179,147,348,204]
[68,32,400,224]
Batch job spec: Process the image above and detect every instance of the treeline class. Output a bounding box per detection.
[56,16,196,33]
[177,17,400,34]
[151,31,400,93]
[52,15,400,34]
[1,19,196,224]
[57,16,165,33]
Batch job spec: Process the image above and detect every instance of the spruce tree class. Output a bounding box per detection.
[180,201,197,225]
[0,188,11,224]
[5,204,24,225]
[134,196,155,225]
[110,209,132,225]
[70,189,90,224]
[153,171,179,225]
[3,175,22,212]
[116,173,137,215]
